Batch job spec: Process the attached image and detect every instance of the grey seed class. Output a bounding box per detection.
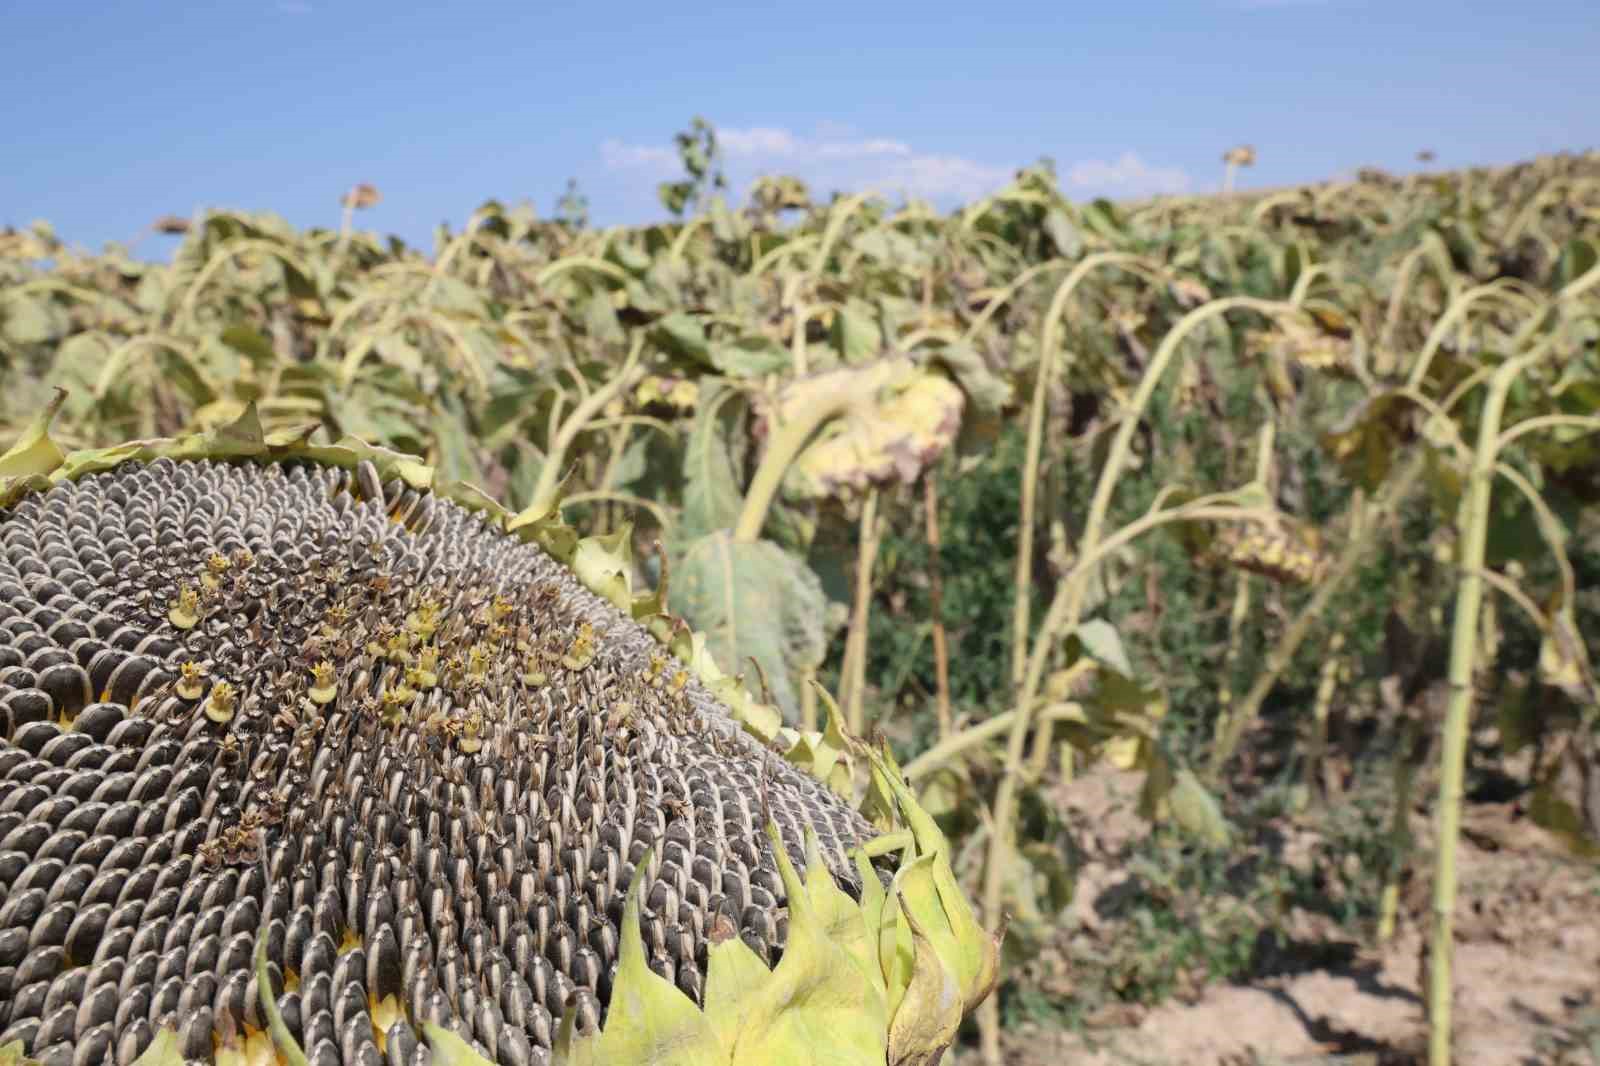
[8,979,49,1025]
[2,457,880,1058]
[73,978,120,1037]
[212,967,251,1026]
[302,1005,337,1055]
[11,857,61,895]
[342,1011,385,1066]
[37,730,93,767]
[33,999,78,1047]
[384,1018,420,1066]
[70,1023,114,1066]
[146,974,183,1023]
[117,951,159,1001]
[276,990,305,1046]
[31,1042,75,1066]
[115,1017,154,1066]
[307,1038,343,1066]
[63,901,111,964]
[176,1004,213,1059]
[0,929,26,968]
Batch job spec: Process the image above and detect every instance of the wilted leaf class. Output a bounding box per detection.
[1320,390,1414,490]
[673,531,828,719]
[925,344,1012,418]
[1538,600,1594,704]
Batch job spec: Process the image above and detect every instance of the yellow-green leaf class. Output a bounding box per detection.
[573,524,635,611]
[0,387,66,480]
[129,1028,185,1066]
[1170,766,1232,848]
[885,900,964,1066]
[0,1040,42,1066]
[573,846,727,1065]
[423,1024,497,1066]
[717,824,887,1064]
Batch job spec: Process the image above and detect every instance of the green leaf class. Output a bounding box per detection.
[680,380,746,539]
[1043,209,1083,258]
[1072,618,1133,676]
[219,321,278,368]
[430,395,483,487]
[583,288,625,344]
[1559,238,1599,289]
[0,292,69,346]
[610,433,651,490]
[1083,198,1126,240]
[710,335,790,377]
[673,531,828,719]
[832,302,880,364]
[652,311,713,366]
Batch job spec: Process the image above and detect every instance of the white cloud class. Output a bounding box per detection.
[600,138,677,172]
[601,125,1009,202]
[814,138,912,161]
[600,125,1190,206]
[1063,152,1192,197]
[718,127,802,158]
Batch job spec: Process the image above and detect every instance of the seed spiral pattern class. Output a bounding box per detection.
[0,457,876,1065]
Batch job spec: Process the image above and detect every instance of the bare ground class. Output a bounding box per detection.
[950,769,1600,1066]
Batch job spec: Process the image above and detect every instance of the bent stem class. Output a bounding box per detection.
[527,337,645,514]
[1010,252,1163,690]
[1427,350,1596,1066]
[1207,450,1426,781]
[732,358,911,543]
[980,295,1295,1064]
[974,493,1272,1062]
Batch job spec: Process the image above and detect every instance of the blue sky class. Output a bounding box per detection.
[6,1,1597,257]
